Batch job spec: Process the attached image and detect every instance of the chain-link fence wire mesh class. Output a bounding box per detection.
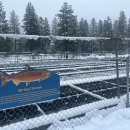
[0,39,129,130]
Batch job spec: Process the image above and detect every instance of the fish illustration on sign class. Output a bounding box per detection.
[0,65,53,86]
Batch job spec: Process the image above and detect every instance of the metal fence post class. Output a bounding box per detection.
[126,56,129,108]
[114,39,120,99]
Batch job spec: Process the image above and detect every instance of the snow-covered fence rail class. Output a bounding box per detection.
[1,33,130,41]
[0,33,111,41]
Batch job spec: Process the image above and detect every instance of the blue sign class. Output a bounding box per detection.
[0,65,60,110]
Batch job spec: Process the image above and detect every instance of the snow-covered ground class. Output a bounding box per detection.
[47,96,128,130]
[0,95,128,130]
[0,53,129,64]
[58,107,130,130]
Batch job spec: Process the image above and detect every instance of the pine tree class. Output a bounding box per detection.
[37,16,45,52]
[97,20,103,37]
[38,17,45,36]
[84,20,89,36]
[9,10,20,52]
[79,18,88,37]
[0,1,11,52]
[79,18,85,36]
[103,17,113,52]
[56,2,78,58]
[89,18,97,53]
[51,17,58,53]
[57,2,74,36]
[103,17,113,37]
[23,2,39,52]
[117,11,127,51]
[90,18,97,37]
[52,17,58,36]
[118,11,127,37]
[9,10,20,34]
[97,20,103,52]
[70,15,78,36]
[0,2,8,34]
[66,15,79,56]
[38,17,51,54]
[113,20,119,37]
[43,17,50,54]
[127,18,130,37]
[79,18,90,53]
[127,18,130,53]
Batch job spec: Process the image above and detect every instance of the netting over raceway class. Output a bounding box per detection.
[0,34,129,130]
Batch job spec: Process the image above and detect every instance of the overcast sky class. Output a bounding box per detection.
[1,0,130,24]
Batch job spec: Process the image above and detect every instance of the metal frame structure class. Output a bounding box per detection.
[0,34,129,129]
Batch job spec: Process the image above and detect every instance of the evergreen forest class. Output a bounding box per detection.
[0,1,129,54]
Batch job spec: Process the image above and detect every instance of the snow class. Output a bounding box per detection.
[47,96,127,130]
[58,108,130,130]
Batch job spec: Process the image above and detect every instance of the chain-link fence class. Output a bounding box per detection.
[0,38,129,130]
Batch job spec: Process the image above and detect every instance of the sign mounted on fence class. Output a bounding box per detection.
[0,65,60,110]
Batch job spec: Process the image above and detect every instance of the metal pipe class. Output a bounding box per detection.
[126,56,129,108]
[114,39,120,99]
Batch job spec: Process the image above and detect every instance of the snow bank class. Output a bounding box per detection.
[48,96,126,130]
[49,107,130,130]
[49,98,128,130]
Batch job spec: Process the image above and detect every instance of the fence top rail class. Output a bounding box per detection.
[1,34,129,41]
